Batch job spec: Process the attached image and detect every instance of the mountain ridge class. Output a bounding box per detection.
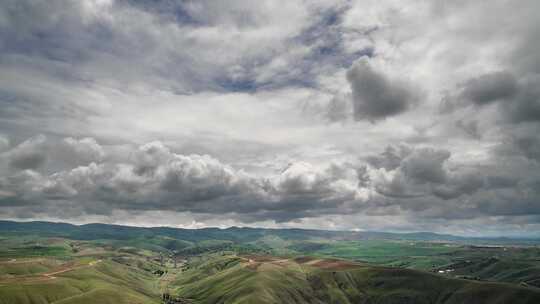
[1,220,538,245]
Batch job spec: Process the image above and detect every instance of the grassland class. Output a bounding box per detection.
[1,221,540,303]
[0,249,161,304]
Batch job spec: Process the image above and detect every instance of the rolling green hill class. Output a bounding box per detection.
[0,259,159,304]
[1,221,540,303]
[168,254,540,304]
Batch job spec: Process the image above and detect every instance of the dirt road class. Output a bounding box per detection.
[0,259,102,283]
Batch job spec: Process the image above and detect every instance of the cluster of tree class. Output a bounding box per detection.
[162,293,192,304]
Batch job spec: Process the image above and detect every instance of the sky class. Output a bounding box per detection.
[1,0,540,236]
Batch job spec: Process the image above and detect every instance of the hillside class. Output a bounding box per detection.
[1,221,540,289]
[0,258,159,304]
[1,221,540,303]
[168,254,540,304]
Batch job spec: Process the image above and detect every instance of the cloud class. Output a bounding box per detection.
[503,79,540,124]
[440,71,518,114]
[512,136,540,162]
[365,145,412,171]
[346,57,418,122]
[365,142,540,226]
[325,94,351,122]
[461,71,518,106]
[0,135,108,174]
[401,148,450,184]
[5,135,47,170]
[370,145,484,201]
[455,119,481,139]
[0,135,9,152]
[432,169,485,200]
[0,0,361,96]
[61,137,105,164]
[442,71,540,127]
[1,135,540,235]
[1,1,540,235]
[0,136,367,222]
[272,162,362,210]
[496,125,540,162]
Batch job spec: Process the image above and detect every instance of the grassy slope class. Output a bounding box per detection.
[171,255,540,304]
[0,243,539,303]
[172,255,320,304]
[0,259,62,276]
[309,265,540,304]
[0,260,160,304]
[1,223,540,303]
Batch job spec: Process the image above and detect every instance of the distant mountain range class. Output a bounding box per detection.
[1,220,538,245]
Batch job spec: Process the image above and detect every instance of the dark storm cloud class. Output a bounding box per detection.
[461,71,518,106]
[372,148,451,199]
[496,126,540,163]
[371,146,484,201]
[503,80,540,124]
[443,71,540,124]
[365,142,540,222]
[346,58,418,122]
[374,173,425,199]
[439,71,517,114]
[401,148,450,184]
[432,169,485,200]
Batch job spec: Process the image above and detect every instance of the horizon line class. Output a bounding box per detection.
[1,219,539,240]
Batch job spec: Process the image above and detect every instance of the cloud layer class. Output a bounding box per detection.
[1,0,540,236]
[1,135,539,236]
